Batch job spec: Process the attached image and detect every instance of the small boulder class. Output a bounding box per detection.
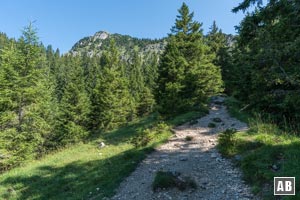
[271,164,279,171]
[98,142,106,148]
[179,156,188,161]
[211,153,217,158]
[234,155,242,162]
[170,170,181,177]
[212,118,222,123]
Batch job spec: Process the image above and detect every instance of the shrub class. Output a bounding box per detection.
[189,119,198,125]
[217,128,237,157]
[152,171,177,191]
[152,171,197,191]
[130,128,152,148]
[212,117,222,123]
[185,136,193,141]
[208,122,216,128]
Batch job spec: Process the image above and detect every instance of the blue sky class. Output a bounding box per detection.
[0,0,246,53]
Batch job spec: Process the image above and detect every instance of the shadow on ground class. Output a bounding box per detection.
[0,147,148,200]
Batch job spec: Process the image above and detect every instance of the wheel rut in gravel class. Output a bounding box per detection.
[112,97,260,200]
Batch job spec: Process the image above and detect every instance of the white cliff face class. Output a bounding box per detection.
[94,31,109,40]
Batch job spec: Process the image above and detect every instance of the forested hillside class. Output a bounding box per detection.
[70,31,166,65]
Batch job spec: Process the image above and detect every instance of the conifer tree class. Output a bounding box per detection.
[0,24,57,169]
[95,40,132,130]
[229,0,300,124]
[0,33,11,50]
[55,56,91,144]
[206,21,227,65]
[128,49,155,116]
[157,3,223,115]
[144,53,159,91]
[206,21,233,93]
[83,56,103,129]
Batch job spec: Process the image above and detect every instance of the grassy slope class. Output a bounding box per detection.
[218,97,300,199]
[0,111,205,200]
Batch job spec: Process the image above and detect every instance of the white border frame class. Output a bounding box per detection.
[274,177,295,196]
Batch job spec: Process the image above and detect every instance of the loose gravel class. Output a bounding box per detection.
[111,97,260,200]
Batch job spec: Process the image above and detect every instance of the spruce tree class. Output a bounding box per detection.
[230,0,300,124]
[95,40,132,130]
[0,24,57,169]
[157,3,223,115]
[128,49,155,116]
[84,56,103,129]
[206,21,227,65]
[143,53,159,91]
[55,56,91,144]
[206,21,233,94]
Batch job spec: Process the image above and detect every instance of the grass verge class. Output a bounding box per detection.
[0,111,206,200]
[218,97,300,199]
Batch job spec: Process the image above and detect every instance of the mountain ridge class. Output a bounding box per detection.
[69,30,166,59]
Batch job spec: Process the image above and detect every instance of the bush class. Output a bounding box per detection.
[220,128,237,142]
[189,119,198,125]
[152,171,177,191]
[130,128,152,148]
[152,171,197,191]
[185,136,193,141]
[208,122,216,128]
[154,122,170,133]
[217,128,237,157]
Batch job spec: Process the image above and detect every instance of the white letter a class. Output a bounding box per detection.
[277,181,284,191]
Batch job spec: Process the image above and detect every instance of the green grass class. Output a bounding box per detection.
[0,111,206,200]
[224,96,251,123]
[218,97,300,199]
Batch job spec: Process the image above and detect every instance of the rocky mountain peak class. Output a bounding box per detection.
[69,30,166,58]
[93,31,109,40]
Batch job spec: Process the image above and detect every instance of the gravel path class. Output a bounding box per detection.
[111,97,259,200]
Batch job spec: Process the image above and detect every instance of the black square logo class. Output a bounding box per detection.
[274,177,295,195]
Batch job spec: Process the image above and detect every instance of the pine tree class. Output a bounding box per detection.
[0,32,11,50]
[0,23,57,169]
[128,49,144,116]
[206,21,233,94]
[83,55,103,129]
[157,3,223,115]
[94,40,133,130]
[230,0,300,124]
[55,56,91,144]
[144,53,159,91]
[206,21,227,65]
[128,49,155,116]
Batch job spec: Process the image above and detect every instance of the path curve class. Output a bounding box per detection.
[111,97,259,200]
